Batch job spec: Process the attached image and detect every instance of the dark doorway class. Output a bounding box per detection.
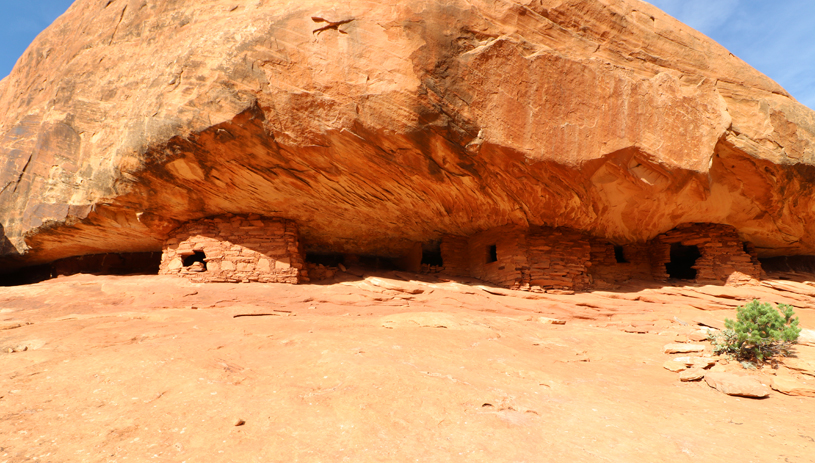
[421,250,443,267]
[486,244,498,263]
[183,251,207,270]
[665,243,700,280]
[614,245,628,263]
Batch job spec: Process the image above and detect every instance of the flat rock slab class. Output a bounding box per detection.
[663,343,706,354]
[673,356,716,368]
[783,358,815,376]
[692,317,727,331]
[538,317,566,325]
[0,321,24,331]
[704,372,770,398]
[688,331,710,342]
[679,368,705,382]
[771,376,815,397]
[799,329,815,346]
[663,361,687,372]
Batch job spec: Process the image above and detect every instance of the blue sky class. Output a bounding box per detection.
[645,0,815,109]
[0,0,813,109]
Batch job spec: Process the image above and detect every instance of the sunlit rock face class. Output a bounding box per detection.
[1,0,814,269]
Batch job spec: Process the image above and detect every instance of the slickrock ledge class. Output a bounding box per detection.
[1,0,814,273]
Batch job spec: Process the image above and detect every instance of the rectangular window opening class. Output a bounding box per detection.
[614,245,628,263]
[486,244,498,263]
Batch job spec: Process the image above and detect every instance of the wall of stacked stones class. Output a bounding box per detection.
[525,228,592,291]
[588,240,651,286]
[649,223,760,283]
[159,215,306,283]
[440,222,761,291]
[467,226,528,289]
[440,235,470,277]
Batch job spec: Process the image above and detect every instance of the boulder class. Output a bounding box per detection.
[0,0,813,270]
[704,372,771,398]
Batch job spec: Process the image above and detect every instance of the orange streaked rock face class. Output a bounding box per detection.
[1,0,814,269]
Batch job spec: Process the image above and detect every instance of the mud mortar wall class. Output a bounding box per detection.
[525,228,592,291]
[649,223,760,284]
[159,215,305,284]
[467,226,527,289]
[440,235,469,278]
[588,240,651,287]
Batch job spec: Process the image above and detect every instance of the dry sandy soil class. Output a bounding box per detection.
[3,270,815,462]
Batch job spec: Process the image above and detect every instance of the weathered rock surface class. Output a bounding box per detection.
[783,358,815,376]
[663,343,705,354]
[2,272,815,461]
[679,368,705,382]
[704,372,771,398]
[771,375,815,397]
[1,0,815,269]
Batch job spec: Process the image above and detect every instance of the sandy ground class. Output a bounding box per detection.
[2,271,815,462]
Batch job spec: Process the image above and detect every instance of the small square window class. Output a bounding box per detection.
[486,244,498,263]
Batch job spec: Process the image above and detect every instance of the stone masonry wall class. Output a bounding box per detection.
[440,235,470,277]
[441,222,761,290]
[588,240,651,287]
[467,226,527,289]
[159,215,305,284]
[524,227,592,291]
[649,223,760,284]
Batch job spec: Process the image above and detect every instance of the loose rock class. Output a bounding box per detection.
[704,372,771,398]
[673,356,716,369]
[688,331,710,342]
[538,317,566,325]
[679,368,705,382]
[0,321,23,331]
[663,361,687,372]
[663,343,705,354]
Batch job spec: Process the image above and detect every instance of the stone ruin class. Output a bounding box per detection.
[158,215,306,284]
[157,214,761,293]
[440,222,761,293]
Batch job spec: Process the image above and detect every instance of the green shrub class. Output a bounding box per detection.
[710,299,801,362]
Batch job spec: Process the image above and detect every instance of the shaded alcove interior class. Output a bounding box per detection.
[759,255,815,274]
[665,243,701,280]
[0,252,162,287]
[182,251,207,270]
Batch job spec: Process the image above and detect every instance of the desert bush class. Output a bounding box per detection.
[710,299,801,361]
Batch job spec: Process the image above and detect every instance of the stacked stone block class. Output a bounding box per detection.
[439,234,470,277]
[440,222,762,291]
[649,223,760,284]
[525,228,592,291]
[159,214,306,284]
[467,226,529,289]
[588,240,651,286]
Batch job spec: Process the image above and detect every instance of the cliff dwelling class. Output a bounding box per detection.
[158,215,306,284]
[435,222,761,293]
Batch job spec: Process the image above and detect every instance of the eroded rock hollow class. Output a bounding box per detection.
[1,0,815,284]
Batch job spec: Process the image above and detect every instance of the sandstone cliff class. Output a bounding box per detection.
[1,0,814,269]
